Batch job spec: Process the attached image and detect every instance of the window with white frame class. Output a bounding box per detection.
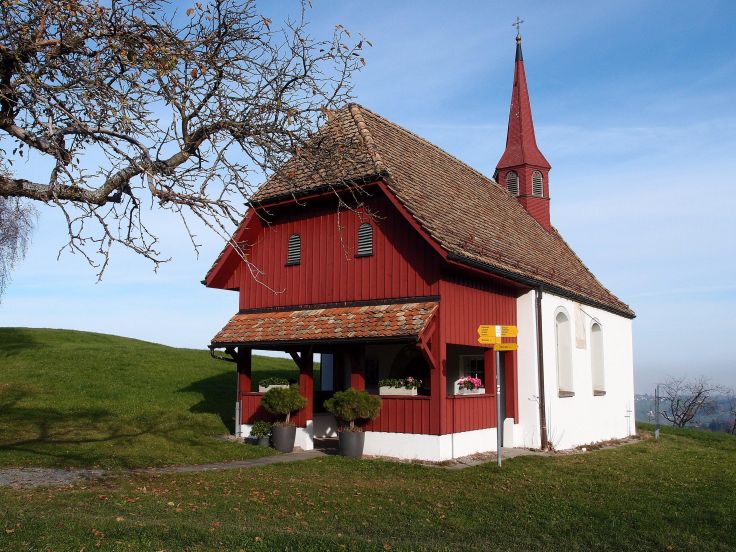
[555,310,574,397]
[591,322,605,395]
[459,354,485,390]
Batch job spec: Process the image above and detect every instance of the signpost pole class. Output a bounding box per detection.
[496,350,502,468]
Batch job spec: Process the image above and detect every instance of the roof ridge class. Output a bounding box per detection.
[350,103,501,189]
[347,103,389,176]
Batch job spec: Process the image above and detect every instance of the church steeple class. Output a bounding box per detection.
[496,23,552,231]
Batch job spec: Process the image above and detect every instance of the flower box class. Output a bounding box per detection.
[258,384,290,393]
[456,387,485,395]
[379,386,418,396]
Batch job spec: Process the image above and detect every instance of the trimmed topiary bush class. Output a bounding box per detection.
[261,387,307,426]
[259,376,290,387]
[250,421,272,439]
[324,389,382,431]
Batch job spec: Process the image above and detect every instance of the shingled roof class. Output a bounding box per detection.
[248,104,634,318]
[212,302,438,346]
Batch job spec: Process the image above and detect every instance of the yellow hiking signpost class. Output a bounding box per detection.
[476,324,518,469]
[494,342,518,351]
[477,325,518,340]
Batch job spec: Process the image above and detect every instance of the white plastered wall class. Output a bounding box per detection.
[540,292,635,450]
[514,290,543,448]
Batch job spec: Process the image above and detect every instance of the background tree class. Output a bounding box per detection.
[0,196,34,298]
[0,0,367,277]
[726,389,736,435]
[660,376,723,428]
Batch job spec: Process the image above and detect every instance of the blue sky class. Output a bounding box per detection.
[1,1,735,392]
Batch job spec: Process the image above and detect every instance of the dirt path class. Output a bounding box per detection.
[0,450,327,489]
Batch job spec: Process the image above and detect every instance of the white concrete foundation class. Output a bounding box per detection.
[362,423,521,462]
[241,422,314,451]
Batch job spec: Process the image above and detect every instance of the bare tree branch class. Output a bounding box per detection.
[660,376,725,428]
[0,0,368,277]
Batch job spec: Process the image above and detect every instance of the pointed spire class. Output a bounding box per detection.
[496,25,552,231]
[497,28,549,171]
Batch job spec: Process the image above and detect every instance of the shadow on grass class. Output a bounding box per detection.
[181,371,236,433]
[0,385,179,468]
[0,327,43,358]
[181,365,303,433]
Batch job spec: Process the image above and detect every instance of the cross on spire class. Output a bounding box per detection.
[512,16,524,38]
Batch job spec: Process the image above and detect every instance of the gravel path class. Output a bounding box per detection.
[0,450,327,489]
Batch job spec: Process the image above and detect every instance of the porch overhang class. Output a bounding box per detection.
[210,301,439,349]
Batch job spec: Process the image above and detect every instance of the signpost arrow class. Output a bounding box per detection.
[494,342,518,351]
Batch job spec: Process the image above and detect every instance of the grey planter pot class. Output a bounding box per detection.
[271,425,297,453]
[257,436,270,447]
[338,431,365,459]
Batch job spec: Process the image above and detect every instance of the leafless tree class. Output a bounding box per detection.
[660,376,724,428]
[0,0,368,277]
[0,196,35,298]
[725,389,736,435]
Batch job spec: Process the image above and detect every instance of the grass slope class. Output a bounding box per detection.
[0,328,301,469]
[1,427,735,551]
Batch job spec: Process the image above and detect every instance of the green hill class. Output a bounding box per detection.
[0,327,300,468]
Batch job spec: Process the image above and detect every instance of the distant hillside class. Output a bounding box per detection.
[0,327,300,469]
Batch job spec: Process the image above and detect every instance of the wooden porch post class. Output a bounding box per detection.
[429,311,444,435]
[349,347,365,390]
[236,347,252,397]
[236,347,252,432]
[299,349,314,422]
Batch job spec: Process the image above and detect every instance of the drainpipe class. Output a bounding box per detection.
[535,286,549,450]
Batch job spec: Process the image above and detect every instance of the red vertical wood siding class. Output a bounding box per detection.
[438,273,517,434]
[444,395,498,433]
[237,194,440,310]
[439,275,517,347]
[240,392,311,427]
[363,397,432,434]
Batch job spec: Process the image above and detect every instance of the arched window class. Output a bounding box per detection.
[555,310,574,397]
[591,323,605,395]
[286,234,301,265]
[356,223,374,257]
[506,171,519,196]
[532,171,544,197]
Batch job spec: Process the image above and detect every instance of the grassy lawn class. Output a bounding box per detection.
[0,427,734,551]
[0,328,307,469]
[1,328,734,550]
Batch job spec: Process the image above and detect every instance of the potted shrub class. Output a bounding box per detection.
[323,389,382,459]
[258,376,291,393]
[260,387,307,453]
[250,421,272,447]
[456,376,485,395]
[379,377,422,396]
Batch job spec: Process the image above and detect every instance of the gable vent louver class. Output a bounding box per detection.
[506,171,519,196]
[532,171,544,197]
[357,223,374,256]
[286,234,301,265]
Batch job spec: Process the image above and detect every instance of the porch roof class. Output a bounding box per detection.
[211,301,438,347]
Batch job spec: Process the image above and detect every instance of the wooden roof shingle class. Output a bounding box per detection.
[246,104,634,318]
